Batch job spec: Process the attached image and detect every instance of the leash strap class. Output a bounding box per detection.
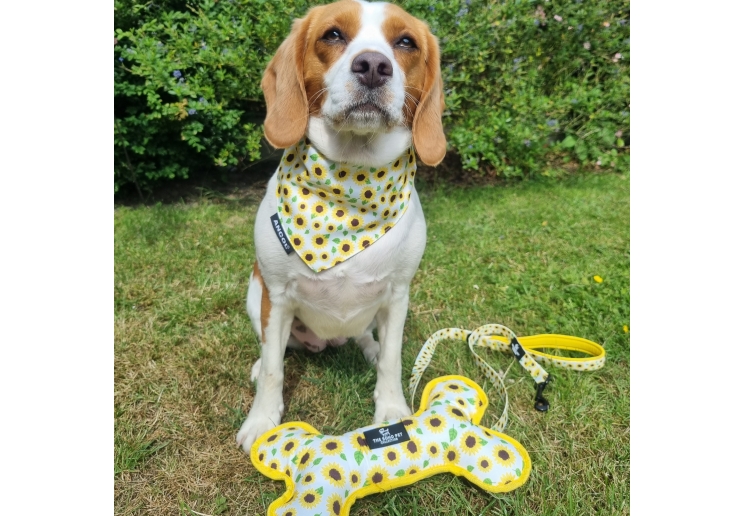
[408,324,606,432]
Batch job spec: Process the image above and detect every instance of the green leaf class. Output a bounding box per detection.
[330,163,336,170]
[351,235,356,241]
[332,246,337,253]
[271,449,277,456]
[441,442,449,450]
[467,465,474,472]
[395,469,405,477]
[562,135,576,148]
[432,401,442,406]
[371,454,378,461]
[449,428,457,442]
[515,468,521,476]
[325,179,331,185]
[416,428,423,435]
[305,439,314,445]
[315,486,324,495]
[333,238,341,244]
[285,218,291,224]
[423,460,429,468]
[369,167,376,172]
[484,478,493,485]
[286,228,293,236]
[340,453,347,461]
[343,230,348,236]
[312,458,322,466]
[460,423,466,429]
[400,203,405,209]
[366,179,372,184]
[348,188,353,194]
[292,456,298,464]
[354,451,364,466]
[291,196,297,202]
[329,201,335,208]
[480,438,488,446]
[296,473,302,482]
[310,154,318,160]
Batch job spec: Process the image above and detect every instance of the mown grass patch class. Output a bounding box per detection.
[115,172,629,515]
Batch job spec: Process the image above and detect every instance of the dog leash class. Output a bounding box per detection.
[408,324,606,432]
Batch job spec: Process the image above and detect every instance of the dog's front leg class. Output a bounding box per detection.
[372,290,414,423]
[236,303,294,452]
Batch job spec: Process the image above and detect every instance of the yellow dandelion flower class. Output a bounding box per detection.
[296,448,316,469]
[321,462,345,488]
[320,438,343,455]
[593,275,603,283]
[493,445,516,467]
[330,206,348,222]
[459,431,482,455]
[623,325,629,333]
[350,433,369,452]
[423,414,446,433]
[444,446,460,464]
[367,465,388,485]
[347,215,364,231]
[498,472,518,486]
[401,436,423,460]
[326,493,344,516]
[280,438,299,457]
[349,470,362,488]
[372,167,388,181]
[337,239,355,257]
[351,169,370,186]
[298,489,321,509]
[311,234,328,249]
[311,201,327,217]
[309,162,328,180]
[476,456,493,473]
[382,448,401,467]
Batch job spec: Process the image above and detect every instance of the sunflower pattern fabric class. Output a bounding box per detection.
[251,376,530,516]
[409,324,606,432]
[274,139,417,272]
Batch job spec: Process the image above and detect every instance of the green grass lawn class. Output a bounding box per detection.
[115,172,629,515]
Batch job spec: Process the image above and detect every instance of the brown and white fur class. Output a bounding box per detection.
[237,0,446,452]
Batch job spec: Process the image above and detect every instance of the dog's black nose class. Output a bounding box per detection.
[351,52,392,88]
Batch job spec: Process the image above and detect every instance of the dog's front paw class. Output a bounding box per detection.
[373,391,412,424]
[236,405,283,453]
[356,334,380,365]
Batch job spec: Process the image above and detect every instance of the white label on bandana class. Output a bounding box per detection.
[275,139,417,272]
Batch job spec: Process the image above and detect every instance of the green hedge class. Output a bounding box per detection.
[115,0,629,194]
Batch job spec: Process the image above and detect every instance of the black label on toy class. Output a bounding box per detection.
[270,213,294,254]
[510,337,526,361]
[363,422,410,450]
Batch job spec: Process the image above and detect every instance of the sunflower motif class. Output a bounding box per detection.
[476,456,493,473]
[321,462,345,488]
[280,438,299,457]
[296,448,316,470]
[350,433,368,452]
[330,206,348,222]
[300,472,316,485]
[298,186,312,199]
[367,465,388,485]
[281,185,290,198]
[384,180,395,193]
[382,448,401,467]
[389,192,398,205]
[372,167,388,181]
[444,446,460,464]
[326,493,344,516]
[445,382,464,393]
[298,489,321,509]
[381,208,391,219]
[319,251,330,261]
[427,442,440,458]
[447,404,468,420]
[337,239,355,257]
[321,438,343,456]
[336,167,351,181]
[311,234,328,249]
[382,223,394,234]
[284,151,297,165]
[293,214,307,229]
[401,436,423,460]
[359,236,374,249]
[498,472,518,486]
[459,431,482,456]
[282,202,291,215]
[280,509,296,516]
[317,189,330,200]
[407,466,419,476]
[347,215,364,231]
[311,220,323,231]
[311,201,327,217]
[289,234,305,250]
[268,459,281,471]
[369,202,379,211]
[349,470,362,488]
[352,170,370,186]
[301,250,317,266]
[401,418,418,432]
[423,414,446,433]
[276,184,282,196]
[379,195,387,204]
[391,157,403,171]
[329,185,344,197]
[359,206,369,214]
[365,221,379,232]
[332,257,344,267]
[310,162,328,180]
[493,445,516,467]
[295,172,303,182]
[360,187,376,202]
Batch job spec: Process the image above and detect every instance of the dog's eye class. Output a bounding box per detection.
[396,36,416,49]
[322,29,344,42]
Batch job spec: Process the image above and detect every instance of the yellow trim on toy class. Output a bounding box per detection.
[250,375,531,516]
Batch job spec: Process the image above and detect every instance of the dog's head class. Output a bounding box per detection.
[261,0,446,166]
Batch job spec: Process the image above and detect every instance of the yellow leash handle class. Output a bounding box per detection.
[409,324,606,432]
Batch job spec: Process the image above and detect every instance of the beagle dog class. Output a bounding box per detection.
[237,0,446,452]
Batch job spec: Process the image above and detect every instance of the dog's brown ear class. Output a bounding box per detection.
[412,31,446,166]
[261,17,310,149]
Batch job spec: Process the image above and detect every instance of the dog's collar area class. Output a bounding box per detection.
[274,139,417,272]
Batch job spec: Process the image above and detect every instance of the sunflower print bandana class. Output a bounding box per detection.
[274,139,417,272]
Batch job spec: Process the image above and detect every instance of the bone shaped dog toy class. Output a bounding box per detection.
[250,375,531,516]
